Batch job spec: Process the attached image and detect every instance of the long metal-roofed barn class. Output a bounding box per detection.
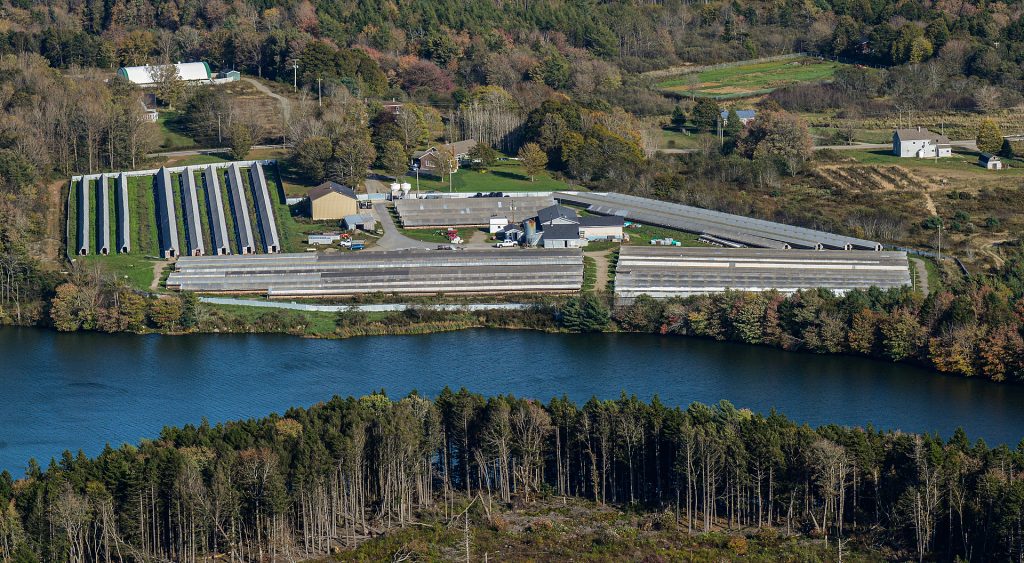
[180,168,205,256]
[202,165,231,255]
[166,249,584,296]
[555,192,882,251]
[614,246,911,304]
[248,162,280,253]
[225,163,255,254]
[76,178,89,256]
[396,197,556,227]
[97,175,111,255]
[116,173,130,253]
[155,167,180,258]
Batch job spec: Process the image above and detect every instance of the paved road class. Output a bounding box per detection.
[200,296,532,312]
[371,203,434,251]
[370,196,502,251]
[147,144,289,158]
[364,175,392,195]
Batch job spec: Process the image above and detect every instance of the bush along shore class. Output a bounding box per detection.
[1,391,1022,561]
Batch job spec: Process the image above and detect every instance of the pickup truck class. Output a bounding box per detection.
[493,240,518,248]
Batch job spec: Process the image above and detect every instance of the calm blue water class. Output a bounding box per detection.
[3,327,1024,474]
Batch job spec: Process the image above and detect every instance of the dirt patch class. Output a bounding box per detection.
[150,258,173,291]
[37,179,68,265]
[585,248,616,291]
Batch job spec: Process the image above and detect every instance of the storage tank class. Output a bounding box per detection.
[401,182,412,197]
[524,218,537,246]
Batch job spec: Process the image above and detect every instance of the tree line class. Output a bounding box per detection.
[1,390,1023,561]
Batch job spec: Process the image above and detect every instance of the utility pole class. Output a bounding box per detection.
[217,113,222,144]
[317,77,322,107]
[292,62,298,92]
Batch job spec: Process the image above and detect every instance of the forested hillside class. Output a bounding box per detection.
[1,391,1023,561]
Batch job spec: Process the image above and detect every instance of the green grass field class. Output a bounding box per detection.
[157,111,198,150]
[623,224,705,246]
[659,128,716,149]
[404,162,573,193]
[657,58,843,99]
[399,227,459,244]
[78,253,160,291]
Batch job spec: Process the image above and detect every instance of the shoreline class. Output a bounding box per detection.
[0,308,1003,387]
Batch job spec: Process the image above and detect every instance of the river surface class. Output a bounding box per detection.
[3,327,1024,473]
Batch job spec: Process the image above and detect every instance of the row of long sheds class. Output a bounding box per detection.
[167,249,585,296]
[74,162,280,259]
[554,191,882,251]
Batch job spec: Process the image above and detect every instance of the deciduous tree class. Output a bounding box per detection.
[517,143,548,182]
[976,118,1003,154]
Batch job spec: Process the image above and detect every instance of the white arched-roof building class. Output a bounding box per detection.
[116,62,213,87]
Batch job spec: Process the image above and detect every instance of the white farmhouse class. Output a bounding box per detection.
[893,127,952,158]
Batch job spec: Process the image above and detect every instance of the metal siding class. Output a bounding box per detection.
[155,168,180,258]
[395,197,556,227]
[181,167,205,256]
[226,163,255,254]
[76,178,89,255]
[167,249,584,295]
[249,162,280,253]
[614,247,910,303]
[116,173,131,253]
[97,176,111,255]
[555,192,881,251]
[202,165,231,255]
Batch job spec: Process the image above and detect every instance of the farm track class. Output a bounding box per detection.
[586,248,616,292]
[909,257,930,296]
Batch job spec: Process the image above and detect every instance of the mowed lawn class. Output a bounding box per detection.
[658,58,843,99]
[404,162,574,193]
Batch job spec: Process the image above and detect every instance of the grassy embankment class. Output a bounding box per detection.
[205,301,561,339]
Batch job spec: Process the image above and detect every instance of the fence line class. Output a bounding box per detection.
[199,296,535,312]
[70,160,277,182]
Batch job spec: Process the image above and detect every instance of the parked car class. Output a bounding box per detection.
[494,240,518,248]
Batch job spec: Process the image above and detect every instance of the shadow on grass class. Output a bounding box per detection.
[160,113,202,148]
[491,170,530,182]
